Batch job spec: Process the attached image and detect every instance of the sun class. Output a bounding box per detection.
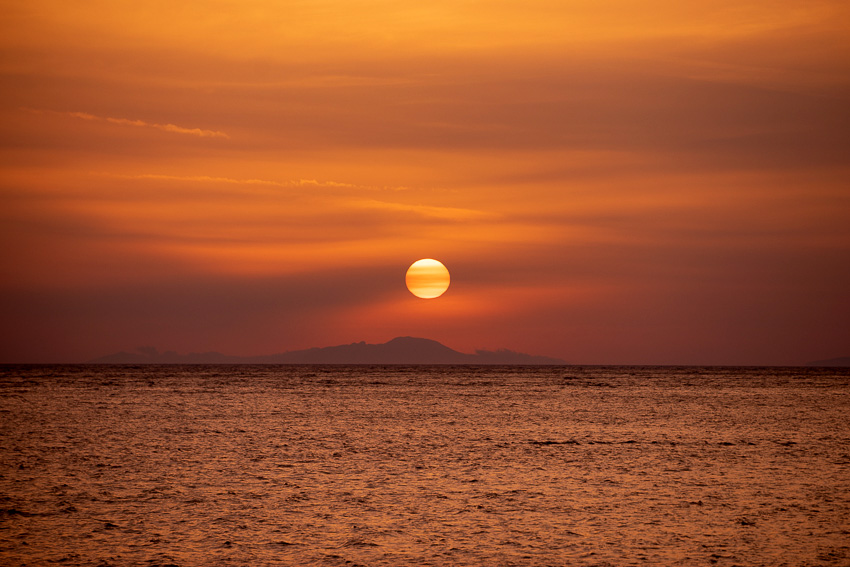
[405,259,450,299]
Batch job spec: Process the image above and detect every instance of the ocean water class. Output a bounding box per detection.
[0,365,848,566]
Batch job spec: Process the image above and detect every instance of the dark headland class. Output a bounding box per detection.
[805,356,850,367]
[89,336,566,365]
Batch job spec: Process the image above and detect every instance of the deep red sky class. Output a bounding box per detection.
[1,1,849,364]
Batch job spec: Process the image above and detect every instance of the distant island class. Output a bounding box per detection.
[806,356,850,367]
[89,336,567,365]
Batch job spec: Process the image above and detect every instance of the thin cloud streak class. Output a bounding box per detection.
[102,173,361,190]
[25,108,230,138]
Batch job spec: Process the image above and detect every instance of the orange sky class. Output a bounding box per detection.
[2,0,849,364]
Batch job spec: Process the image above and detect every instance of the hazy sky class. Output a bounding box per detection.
[2,0,849,364]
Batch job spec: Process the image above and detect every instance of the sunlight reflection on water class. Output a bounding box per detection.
[1,365,848,566]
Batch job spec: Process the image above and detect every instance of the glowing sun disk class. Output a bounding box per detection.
[405,259,450,299]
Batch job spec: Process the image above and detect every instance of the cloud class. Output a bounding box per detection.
[29,108,230,138]
[97,173,408,193]
[350,199,496,221]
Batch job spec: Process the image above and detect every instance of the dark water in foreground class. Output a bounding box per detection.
[0,365,848,566]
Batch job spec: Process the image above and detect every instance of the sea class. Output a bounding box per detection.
[0,365,848,566]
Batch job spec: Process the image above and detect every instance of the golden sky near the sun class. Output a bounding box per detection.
[1,0,849,363]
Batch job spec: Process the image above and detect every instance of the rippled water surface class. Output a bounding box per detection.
[1,365,848,566]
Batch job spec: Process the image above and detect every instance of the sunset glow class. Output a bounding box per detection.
[1,0,848,364]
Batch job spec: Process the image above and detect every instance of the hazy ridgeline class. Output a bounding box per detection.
[1,365,848,566]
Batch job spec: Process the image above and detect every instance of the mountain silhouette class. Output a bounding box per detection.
[89,336,566,365]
